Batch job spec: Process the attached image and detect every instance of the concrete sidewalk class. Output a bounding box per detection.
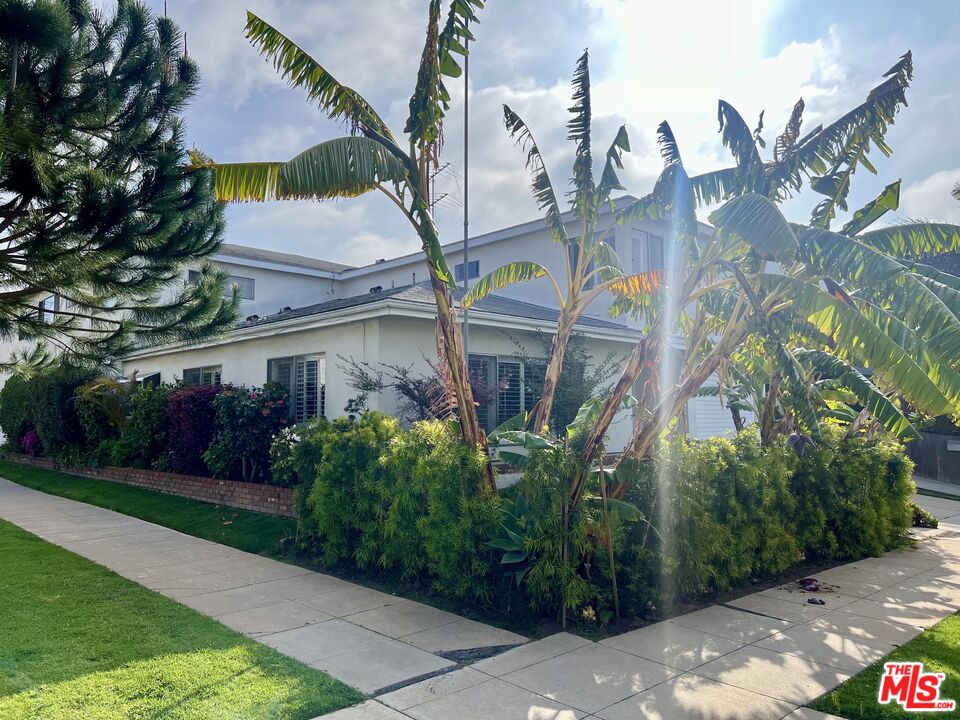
[0,478,525,695]
[1,477,958,720]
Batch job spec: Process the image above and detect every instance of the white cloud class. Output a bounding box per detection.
[156,0,956,262]
[899,169,960,224]
[225,123,317,161]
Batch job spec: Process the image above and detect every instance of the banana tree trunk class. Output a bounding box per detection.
[759,371,782,446]
[531,311,577,432]
[579,316,665,468]
[620,347,726,460]
[427,265,496,492]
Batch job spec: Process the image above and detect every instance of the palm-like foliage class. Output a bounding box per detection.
[192,2,495,485]
[464,50,658,433]
[578,51,960,467]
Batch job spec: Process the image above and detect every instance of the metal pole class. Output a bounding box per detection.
[462,32,470,359]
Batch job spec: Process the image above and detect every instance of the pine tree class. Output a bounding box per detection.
[0,0,237,371]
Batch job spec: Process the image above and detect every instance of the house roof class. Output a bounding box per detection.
[218,243,355,273]
[236,282,628,332]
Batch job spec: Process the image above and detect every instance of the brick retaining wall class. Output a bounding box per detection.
[6,455,296,518]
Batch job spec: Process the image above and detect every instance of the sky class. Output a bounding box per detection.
[144,0,960,267]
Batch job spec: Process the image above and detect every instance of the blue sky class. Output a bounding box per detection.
[147,0,960,266]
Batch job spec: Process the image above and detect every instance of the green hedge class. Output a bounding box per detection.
[275,413,500,605]
[279,415,914,624]
[0,366,95,457]
[604,428,914,618]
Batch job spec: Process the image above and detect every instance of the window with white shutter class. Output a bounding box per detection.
[269,355,324,422]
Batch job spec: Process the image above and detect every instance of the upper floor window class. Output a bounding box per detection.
[631,229,665,273]
[188,270,255,300]
[455,261,480,283]
[183,365,222,385]
[571,233,613,290]
[38,295,57,323]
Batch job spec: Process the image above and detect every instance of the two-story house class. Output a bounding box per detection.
[116,197,740,451]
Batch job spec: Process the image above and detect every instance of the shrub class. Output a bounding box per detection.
[507,426,915,625]
[74,395,118,452]
[384,419,499,602]
[165,384,224,475]
[111,384,171,469]
[294,413,500,604]
[0,374,35,447]
[305,413,400,567]
[30,366,95,458]
[509,445,603,620]
[912,502,938,529]
[792,426,913,560]
[204,383,290,483]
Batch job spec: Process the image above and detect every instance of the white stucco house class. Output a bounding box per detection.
[112,196,738,451]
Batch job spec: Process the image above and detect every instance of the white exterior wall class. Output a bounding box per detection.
[121,318,379,421]
[121,311,639,452]
[338,215,676,333]
[195,260,337,319]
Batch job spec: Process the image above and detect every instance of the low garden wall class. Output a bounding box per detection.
[6,455,296,518]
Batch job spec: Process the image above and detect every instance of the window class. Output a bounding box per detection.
[571,233,612,290]
[188,270,255,300]
[183,365,222,385]
[631,229,665,273]
[268,354,325,422]
[468,355,493,431]
[38,295,56,323]
[139,372,161,388]
[469,354,545,432]
[497,360,522,423]
[455,260,480,283]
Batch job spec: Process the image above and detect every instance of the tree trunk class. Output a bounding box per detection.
[580,316,665,469]
[427,265,495,492]
[531,311,577,432]
[731,405,744,433]
[620,339,731,461]
[760,371,781,447]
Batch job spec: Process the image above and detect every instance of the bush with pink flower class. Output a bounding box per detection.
[203,382,290,483]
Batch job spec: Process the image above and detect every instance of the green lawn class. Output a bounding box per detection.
[0,460,295,556]
[0,518,361,720]
[810,612,960,719]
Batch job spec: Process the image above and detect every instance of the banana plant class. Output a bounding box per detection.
[462,50,661,435]
[488,394,645,625]
[700,342,921,443]
[579,51,960,467]
[189,2,495,487]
